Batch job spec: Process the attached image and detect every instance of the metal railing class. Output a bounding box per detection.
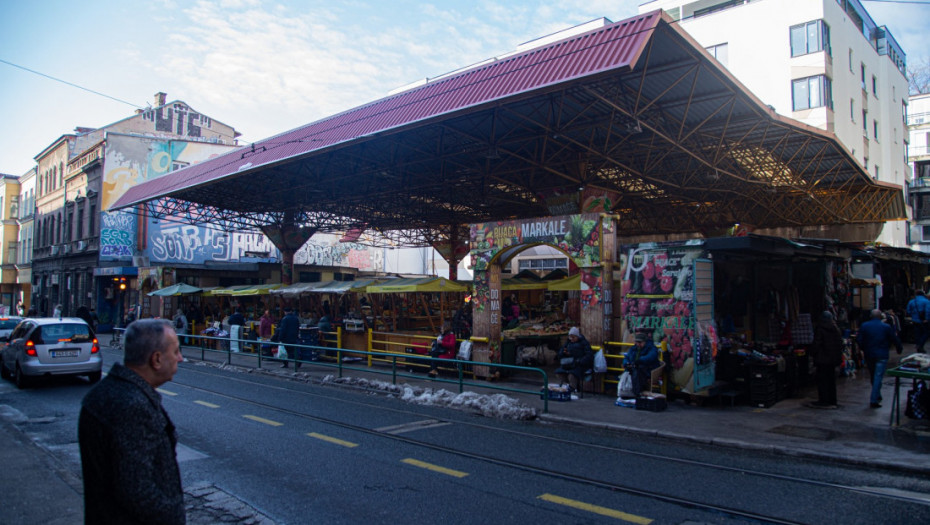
[125,329,554,412]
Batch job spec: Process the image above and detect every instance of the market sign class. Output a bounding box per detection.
[470,213,602,270]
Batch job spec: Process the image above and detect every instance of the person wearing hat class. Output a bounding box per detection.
[625,332,660,397]
[277,307,301,369]
[555,327,594,391]
[807,310,844,409]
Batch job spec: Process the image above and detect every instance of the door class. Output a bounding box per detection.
[692,258,715,391]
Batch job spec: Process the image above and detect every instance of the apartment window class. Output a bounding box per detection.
[850,99,855,121]
[705,43,729,67]
[790,20,830,57]
[874,165,879,178]
[923,225,930,242]
[860,64,866,91]
[848,49,853,72]
[872,75,877,96]
[792,75,832,111]
[862,110,868,134]
[76,208,84,239]
[89,203,96,236]
[873,120,879,140]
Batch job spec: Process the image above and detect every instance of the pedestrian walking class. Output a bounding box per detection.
[857,309,903,408]
[905,290,930,353]
[78,319,186,524]
[807,311,844,409]
[173,308,189,344]
[277,307,300,369]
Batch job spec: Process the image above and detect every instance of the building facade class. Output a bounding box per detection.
[15,167,35,313]
[906,92,930,252]
[640,0,911,246]
[0,174,21,314]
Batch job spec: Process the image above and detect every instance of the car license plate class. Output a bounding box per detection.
[52,350,79,358]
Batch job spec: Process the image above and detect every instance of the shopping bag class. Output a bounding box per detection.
[457,340,472,360]
[593,349,607,373]
[275,345,288,360]
[905,380,929,420]
[617,371,635,399]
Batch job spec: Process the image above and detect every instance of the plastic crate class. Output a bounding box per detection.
[635,394,668,412]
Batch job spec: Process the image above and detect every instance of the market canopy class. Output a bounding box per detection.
[225,283,282,296]
[547,274,582,291]
[112,9,905,245]
[366,277,467,293]
[501,278,550,291]
[305,279,382,294]
[269,282,325,296]
[147,283,203,296]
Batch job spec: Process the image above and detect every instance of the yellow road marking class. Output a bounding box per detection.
[401,458,468,478]
[538,493,652,524]
[307,432,359,448]
[243,415,283,427]
[157,388,178,396]
[194,400,220,408]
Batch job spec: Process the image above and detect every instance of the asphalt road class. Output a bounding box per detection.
[2,347,929,524]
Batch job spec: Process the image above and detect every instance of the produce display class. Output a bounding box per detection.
[503,316,572,337]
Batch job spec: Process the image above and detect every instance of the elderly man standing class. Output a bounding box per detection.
[857,309,903,408]
[78,319,186,525]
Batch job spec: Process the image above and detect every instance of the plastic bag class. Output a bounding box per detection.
[594,349,607,373]
[457,340,472,360]
[275,345,288,360]
[617,371,635,399]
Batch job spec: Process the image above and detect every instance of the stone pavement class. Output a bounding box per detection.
[2,335,927,525]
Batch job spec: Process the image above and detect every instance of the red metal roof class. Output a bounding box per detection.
[113,11,662,209]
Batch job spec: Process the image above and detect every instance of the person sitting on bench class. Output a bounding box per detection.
[428,323,456,378]
[555,327,594,391]
[625,332,660,396]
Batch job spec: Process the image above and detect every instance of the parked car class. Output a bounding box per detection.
[0,317,101,388]
[0,316,23,341]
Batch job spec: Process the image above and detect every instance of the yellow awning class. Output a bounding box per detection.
[547,274,582,291]
[367,277,467,293]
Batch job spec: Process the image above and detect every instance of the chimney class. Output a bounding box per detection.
[154,92,167,107]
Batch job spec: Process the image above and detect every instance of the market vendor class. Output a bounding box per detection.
[625,332,660,396]
[555,327,593,390]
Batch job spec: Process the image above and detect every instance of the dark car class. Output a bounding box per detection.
[1,317,102,388]
[0,316,23,341]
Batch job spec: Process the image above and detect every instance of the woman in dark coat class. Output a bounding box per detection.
[555,327,594,390]
[808,310,844,409]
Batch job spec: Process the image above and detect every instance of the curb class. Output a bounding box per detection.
[538,413,930,476]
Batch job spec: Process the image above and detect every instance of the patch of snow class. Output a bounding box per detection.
[323,375,538,420]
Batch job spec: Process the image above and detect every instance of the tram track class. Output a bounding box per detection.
[166,363,929,523]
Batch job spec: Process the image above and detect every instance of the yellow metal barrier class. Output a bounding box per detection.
[602,340,667,395]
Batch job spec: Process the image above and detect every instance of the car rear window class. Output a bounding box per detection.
[0,319,20,329]
[32,324,92,344]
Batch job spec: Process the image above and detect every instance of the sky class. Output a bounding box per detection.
[1,0,929,176]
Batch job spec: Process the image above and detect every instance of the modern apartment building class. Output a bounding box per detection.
[640,0,910,246]
[906,92,930,252]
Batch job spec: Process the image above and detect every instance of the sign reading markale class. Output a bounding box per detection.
[470,213,602,270]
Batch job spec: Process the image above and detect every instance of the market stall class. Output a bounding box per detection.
[366,277,467,333]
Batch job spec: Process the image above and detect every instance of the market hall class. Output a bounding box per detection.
[112,10,913,404]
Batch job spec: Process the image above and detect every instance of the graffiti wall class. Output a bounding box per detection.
[100,135,238,261]
[100,212,136,260]
[144,224,383,269]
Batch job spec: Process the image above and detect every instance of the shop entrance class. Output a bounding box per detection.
[468,213,616,377]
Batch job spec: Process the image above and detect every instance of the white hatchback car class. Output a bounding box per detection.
[0,317,102,388]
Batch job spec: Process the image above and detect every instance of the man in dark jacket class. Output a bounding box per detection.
[808,311,844,409]
[625,332,661,396]
[857,309,903,408]
[278,307,301,369]
[78,319,186,525]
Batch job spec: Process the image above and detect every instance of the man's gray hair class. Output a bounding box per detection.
[871,309,883,320]
[123,319,173,366]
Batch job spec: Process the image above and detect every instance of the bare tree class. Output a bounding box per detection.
[908,55,930,95]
